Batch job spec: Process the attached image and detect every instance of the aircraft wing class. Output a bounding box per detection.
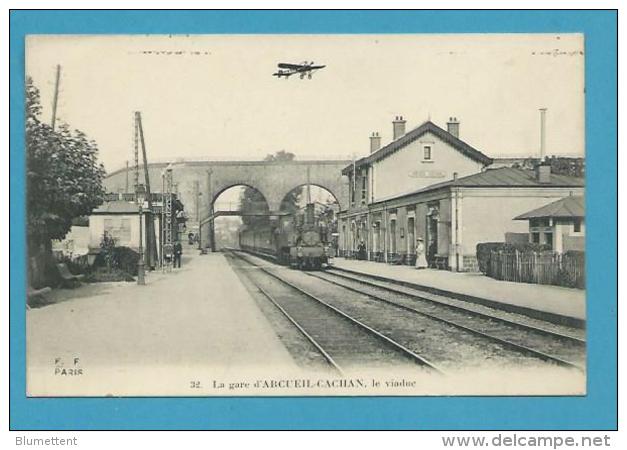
[277,63,305,70]
[273,71,295,78]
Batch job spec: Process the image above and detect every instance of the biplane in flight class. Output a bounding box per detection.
[272,61,326,79]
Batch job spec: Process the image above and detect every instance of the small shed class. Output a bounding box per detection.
[514,195,584,253]
[89,201,142,250]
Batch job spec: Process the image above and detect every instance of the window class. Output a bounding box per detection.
[531,232,540,244]
[423,145,432,160]
[120,219,131,241]
[103,217,132,244]
[573,219,582,233]
[544,232,553,249]
[531,218,550,228]
[361,175,367,204]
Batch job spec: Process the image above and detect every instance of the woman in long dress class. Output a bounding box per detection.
[415,238,428,269]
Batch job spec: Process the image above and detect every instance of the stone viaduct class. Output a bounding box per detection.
[104,159,351,246]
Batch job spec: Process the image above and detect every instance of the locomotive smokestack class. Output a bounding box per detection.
[305,203,315,225]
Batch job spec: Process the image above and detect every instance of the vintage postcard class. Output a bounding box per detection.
[25,33,586,397]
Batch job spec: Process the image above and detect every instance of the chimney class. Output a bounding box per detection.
[447,117,460,138]
[369,132,381,153]
[392,116,406,140]
[535,162,551,183]
[539,108,547,158]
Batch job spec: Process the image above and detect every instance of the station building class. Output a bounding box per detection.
[337,117,584,272]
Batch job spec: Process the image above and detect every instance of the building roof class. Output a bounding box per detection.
[92,200,139,215]
[344,121,493,174]
[514,196,585,220]
[417,167,584,192]
[448,167,584,188]
[372,167,585,204]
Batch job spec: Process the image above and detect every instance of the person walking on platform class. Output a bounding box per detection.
[357,239,367,260]
[415,238,428,269]
[173,241,183,268]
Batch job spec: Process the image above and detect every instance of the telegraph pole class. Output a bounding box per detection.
[136,112,157,269]
[133,115,139,193]
[207,169,215,252]
[164,164,174,269]
[51,65,61,131]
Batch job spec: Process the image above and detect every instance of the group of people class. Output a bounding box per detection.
[354,238,429,269]
[187,232,199,246]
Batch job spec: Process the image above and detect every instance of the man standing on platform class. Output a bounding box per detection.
[173,241,183,268]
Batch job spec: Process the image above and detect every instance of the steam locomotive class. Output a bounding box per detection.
[239,203,331,270]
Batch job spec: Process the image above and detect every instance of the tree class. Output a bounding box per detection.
[238,151,302,228]
[26,77,106,286]
[511,156,585,178]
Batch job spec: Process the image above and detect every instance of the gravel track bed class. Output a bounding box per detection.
[317,271,586,368]
[233,255,428,372]
[328,269,586,341]
[225,254,332,372]
[269,265,547,371]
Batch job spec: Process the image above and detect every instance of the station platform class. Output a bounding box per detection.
[329,257,586,327]
[27,249,300,396]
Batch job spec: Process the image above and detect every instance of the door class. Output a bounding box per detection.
[373,222,380,253]
[390,219,397,254]
[407,217,415,255]
[426,208,439,266]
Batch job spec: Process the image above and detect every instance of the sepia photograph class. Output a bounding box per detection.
[24,33,587,397]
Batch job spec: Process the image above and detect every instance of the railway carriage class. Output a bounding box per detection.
[239,203,330,270]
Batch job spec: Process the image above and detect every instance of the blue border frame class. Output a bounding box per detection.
[9,10,617,430]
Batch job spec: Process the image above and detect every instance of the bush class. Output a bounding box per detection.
[476,241,551,274]
[56,254,90,275]
[92,246,139,278]
[476,242,503,274]
[113,246,140,276]
[559,250,585,289]
[84,266,135,283]
[99,232,117,270]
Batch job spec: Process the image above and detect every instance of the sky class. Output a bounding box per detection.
[26,34,585,174]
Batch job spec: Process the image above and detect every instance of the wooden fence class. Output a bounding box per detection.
[488,250,585,289]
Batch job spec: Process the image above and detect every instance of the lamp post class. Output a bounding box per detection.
[136,184,146,285]
[197,192,203,250]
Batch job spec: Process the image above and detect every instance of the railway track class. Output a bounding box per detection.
[308,269,585,372]
[226,251,443,375]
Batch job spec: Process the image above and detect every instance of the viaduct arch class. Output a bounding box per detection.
[104,159,351,241]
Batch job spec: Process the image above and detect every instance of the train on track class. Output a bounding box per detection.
[239,203,332,270]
